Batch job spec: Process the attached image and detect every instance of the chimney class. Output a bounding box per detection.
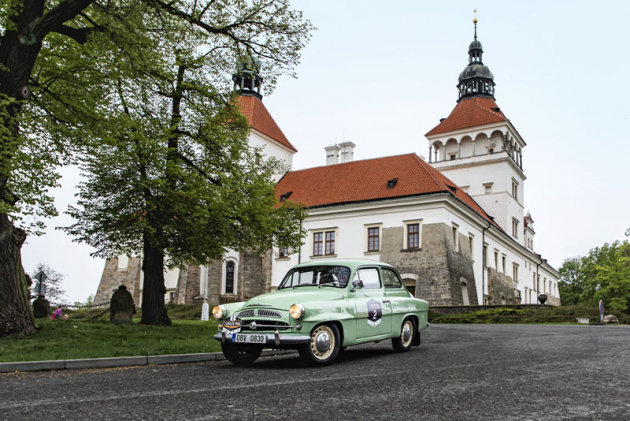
[338,141,356,163]
[325,144,340,166]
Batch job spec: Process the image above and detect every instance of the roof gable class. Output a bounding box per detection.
[276,153,498,228]
[236,95,297,152]
[426,97,507,136]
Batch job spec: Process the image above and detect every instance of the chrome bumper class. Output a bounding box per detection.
[213,331,310,346]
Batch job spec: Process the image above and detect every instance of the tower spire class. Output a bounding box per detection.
[232,53,264,100]
[456,16,495,101]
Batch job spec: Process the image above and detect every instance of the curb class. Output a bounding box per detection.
[0,349,297,374]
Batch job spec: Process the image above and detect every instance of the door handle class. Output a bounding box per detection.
[382,299,390,303]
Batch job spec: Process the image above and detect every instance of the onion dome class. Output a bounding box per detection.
[457,19,495,101]
[233,53,263,100]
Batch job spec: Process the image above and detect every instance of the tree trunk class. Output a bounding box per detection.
[140,235,171,325]
[0,214,36,337]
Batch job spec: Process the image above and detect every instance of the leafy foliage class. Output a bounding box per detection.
[29,262,67,302]
[557,257,586,306]
[580,241,630,314]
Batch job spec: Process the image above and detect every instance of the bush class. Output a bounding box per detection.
[430,305,626,324]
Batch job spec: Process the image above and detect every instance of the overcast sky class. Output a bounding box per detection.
[21,0,630,303]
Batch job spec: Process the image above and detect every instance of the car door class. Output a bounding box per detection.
[352,267,393,339]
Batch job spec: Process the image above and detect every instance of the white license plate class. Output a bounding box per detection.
[231,333,267,344]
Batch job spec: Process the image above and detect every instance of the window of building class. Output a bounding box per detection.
[117,255,129,270]
[483,243,488,267]
[278,245,288,258]
[313,232,323,256]
[533,273,536,293]
[494,250,499,271]
[511,178,518,198]
[403,220,422,250]
[365,224,381,253]
[468,234,474,260]
[524,287,528,304]
[484,183,493,194]
[512,263,519,283]
[502,255,506,274]
[325,231,335,255]
[543,277,547,294]
[169,291,176,302]
[312,229,337,257]
[224,260,236,295]
[452,224,459,252]
[512,219,519,238]
[408,224,419,248]
[449,153,457,160]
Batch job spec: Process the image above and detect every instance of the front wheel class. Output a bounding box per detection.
[221,343,262,366]
[299,323,341,366]
[392,318,415,353]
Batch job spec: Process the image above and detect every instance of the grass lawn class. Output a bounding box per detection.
[0,318,222,363]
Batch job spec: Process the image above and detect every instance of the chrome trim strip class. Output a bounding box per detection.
[213,332,310,345]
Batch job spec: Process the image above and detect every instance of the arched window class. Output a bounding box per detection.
[460,278,470,305]
[224,261,236,295]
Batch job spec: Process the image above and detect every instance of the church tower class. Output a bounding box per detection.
[233,54,297,180]
[425,19,527,246]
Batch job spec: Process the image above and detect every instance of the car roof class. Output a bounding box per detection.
[292,259,395,270]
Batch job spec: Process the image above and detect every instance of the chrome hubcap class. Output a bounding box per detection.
[401,321,413,347]
[310,325,335,360]
[403,324,411,343]
[315,331,331,353]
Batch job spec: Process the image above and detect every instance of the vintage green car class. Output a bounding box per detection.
[212,259,429,366]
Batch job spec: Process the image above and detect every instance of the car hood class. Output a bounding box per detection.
[242,287,347,310]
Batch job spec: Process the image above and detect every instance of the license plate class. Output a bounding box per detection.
[232,333,267,344]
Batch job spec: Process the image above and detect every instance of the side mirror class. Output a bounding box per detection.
[350,279,364,292]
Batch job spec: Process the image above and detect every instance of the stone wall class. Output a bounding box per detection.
[238,250,272,302]
[487,268,517,305]
[380,223,478,306]
[94,257,142,305]
[175,265,202,304]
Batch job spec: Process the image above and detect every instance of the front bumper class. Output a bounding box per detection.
[213,331,310,346]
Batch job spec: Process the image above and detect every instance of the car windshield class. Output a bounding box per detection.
[279,266,351,289]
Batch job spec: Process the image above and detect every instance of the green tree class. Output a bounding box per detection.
[1,0,312,335]
[580,241,630,314]
[557,257,586,306]
[73,293,94,308]
[29,262,66,302]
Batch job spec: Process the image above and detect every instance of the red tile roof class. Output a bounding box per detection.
[236,95,297,152]
[426,97,507,136]
[276,153,499,227]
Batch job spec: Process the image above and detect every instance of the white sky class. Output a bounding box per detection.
[21,0,630,303]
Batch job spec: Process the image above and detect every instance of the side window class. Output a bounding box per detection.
[354,268,381,289]
[382,268,402,288]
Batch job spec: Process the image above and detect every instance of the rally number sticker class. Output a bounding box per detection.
[367,299,382,327]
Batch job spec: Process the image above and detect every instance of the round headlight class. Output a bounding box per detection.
[289,304,304,320]
[212,305,226,319]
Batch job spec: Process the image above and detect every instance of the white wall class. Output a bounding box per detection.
[270,195,559,305]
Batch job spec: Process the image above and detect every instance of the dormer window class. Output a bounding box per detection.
[387,178,398,189]
[280,191,293,202]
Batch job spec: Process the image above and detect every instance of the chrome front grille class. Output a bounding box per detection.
[240,321,290,332]
[238,310,255,318]
[257,309,281,318]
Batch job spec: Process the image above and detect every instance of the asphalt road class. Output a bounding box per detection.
[1,324,629,421]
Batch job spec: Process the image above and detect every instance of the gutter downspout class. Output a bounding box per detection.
[481,221,492,305]
[298,219,302,264]
[535,256,543,304]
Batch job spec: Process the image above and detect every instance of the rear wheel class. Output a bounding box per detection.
[392,318,415,353]
[221,343,262,366]
[299,323,341,366]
